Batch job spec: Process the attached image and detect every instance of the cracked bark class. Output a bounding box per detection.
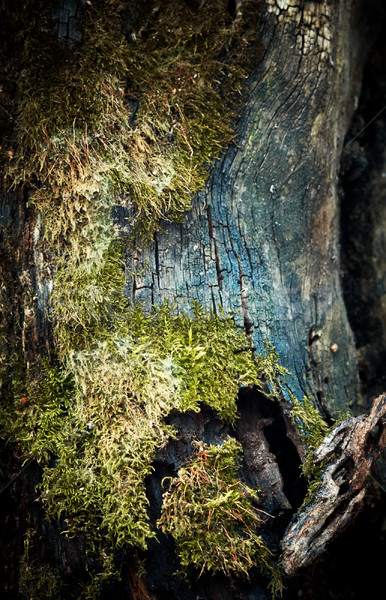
[1,1,386,599]
[127,0,370,416]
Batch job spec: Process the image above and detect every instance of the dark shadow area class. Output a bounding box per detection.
[285,488,385,600]
[236,387,307,513]
[263,415,307,511]
[340,27,386,406]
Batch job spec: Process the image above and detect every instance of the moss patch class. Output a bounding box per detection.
[158,437,283,594]
[3,0,262,245]
[289,395,349,507]
[0,1,335,596]
[0,0,295,596]
[2,304,287,591]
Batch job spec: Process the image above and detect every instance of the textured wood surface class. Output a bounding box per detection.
[1,1,385,598]
[125,0,372,417]
[281,393,386,576]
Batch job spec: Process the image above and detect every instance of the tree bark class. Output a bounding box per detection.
[128,0,371,416]
[1,1,386,599]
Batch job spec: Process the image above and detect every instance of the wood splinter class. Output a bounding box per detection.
[280,393,386,577]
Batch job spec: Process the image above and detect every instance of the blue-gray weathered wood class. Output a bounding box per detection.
[126,0,369,416]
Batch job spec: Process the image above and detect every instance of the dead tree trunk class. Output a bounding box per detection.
[0,1,385,599]
[129,0,373,415]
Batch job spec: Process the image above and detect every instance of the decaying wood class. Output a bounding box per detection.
[1,1,385,598]
[280,394,386,576]
[127,0,376,417]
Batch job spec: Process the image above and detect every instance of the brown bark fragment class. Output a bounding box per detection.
[280,394,386,576]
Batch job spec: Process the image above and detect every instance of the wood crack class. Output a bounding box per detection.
[225,223,254,338]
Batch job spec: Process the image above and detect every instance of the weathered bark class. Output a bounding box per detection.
[1,1,386,599]
[124,0,386,595]
[128,0,373,415]
[281,393,386,576]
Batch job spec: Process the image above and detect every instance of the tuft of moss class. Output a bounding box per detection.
[158,437,283,594]
[1,282,288,591]
[289,395,349,506]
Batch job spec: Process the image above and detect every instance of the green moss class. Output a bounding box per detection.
[0,360,74,462]
[289,395,349,507]
[0,1,292,595]
[158,437,283,594]
[5,0,262,246]
[3,304,285,565]
[19,528,64,600]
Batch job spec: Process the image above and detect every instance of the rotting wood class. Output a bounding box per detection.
[127,0,375,417]
[1,1,386,598]
[280,393,386,577]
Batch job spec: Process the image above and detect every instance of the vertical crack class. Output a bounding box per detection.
[154,232,160,288]
[226,226,254,338]
[206,206,224,291]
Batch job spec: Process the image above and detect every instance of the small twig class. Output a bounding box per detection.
[0,459,35,496]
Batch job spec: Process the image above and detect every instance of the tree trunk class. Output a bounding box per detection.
[0,1,385,599]
[129,0,370,416]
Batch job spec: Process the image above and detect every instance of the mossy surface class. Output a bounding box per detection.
[0,10,346,599]
[0,1,290,595]
[0,2,341,596]
[158,437,283,594]
[289,395,349,507]
[2,303,287,591]
[3,0,262,245]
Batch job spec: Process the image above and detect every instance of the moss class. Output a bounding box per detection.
[19,528,64,600]
[289,394,349,507]
[4,0,262,246]
[0,1,295,596]
[158,437,283,594]
[0,360,75,463]
[2,305,286,580]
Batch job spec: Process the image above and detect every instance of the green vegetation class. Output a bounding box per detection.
[3,0,261,246]
[2,303,287,592]
[290,395,349,506]
[0,1,289,594]
[0,1,344,595]
[158,437,283,594]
